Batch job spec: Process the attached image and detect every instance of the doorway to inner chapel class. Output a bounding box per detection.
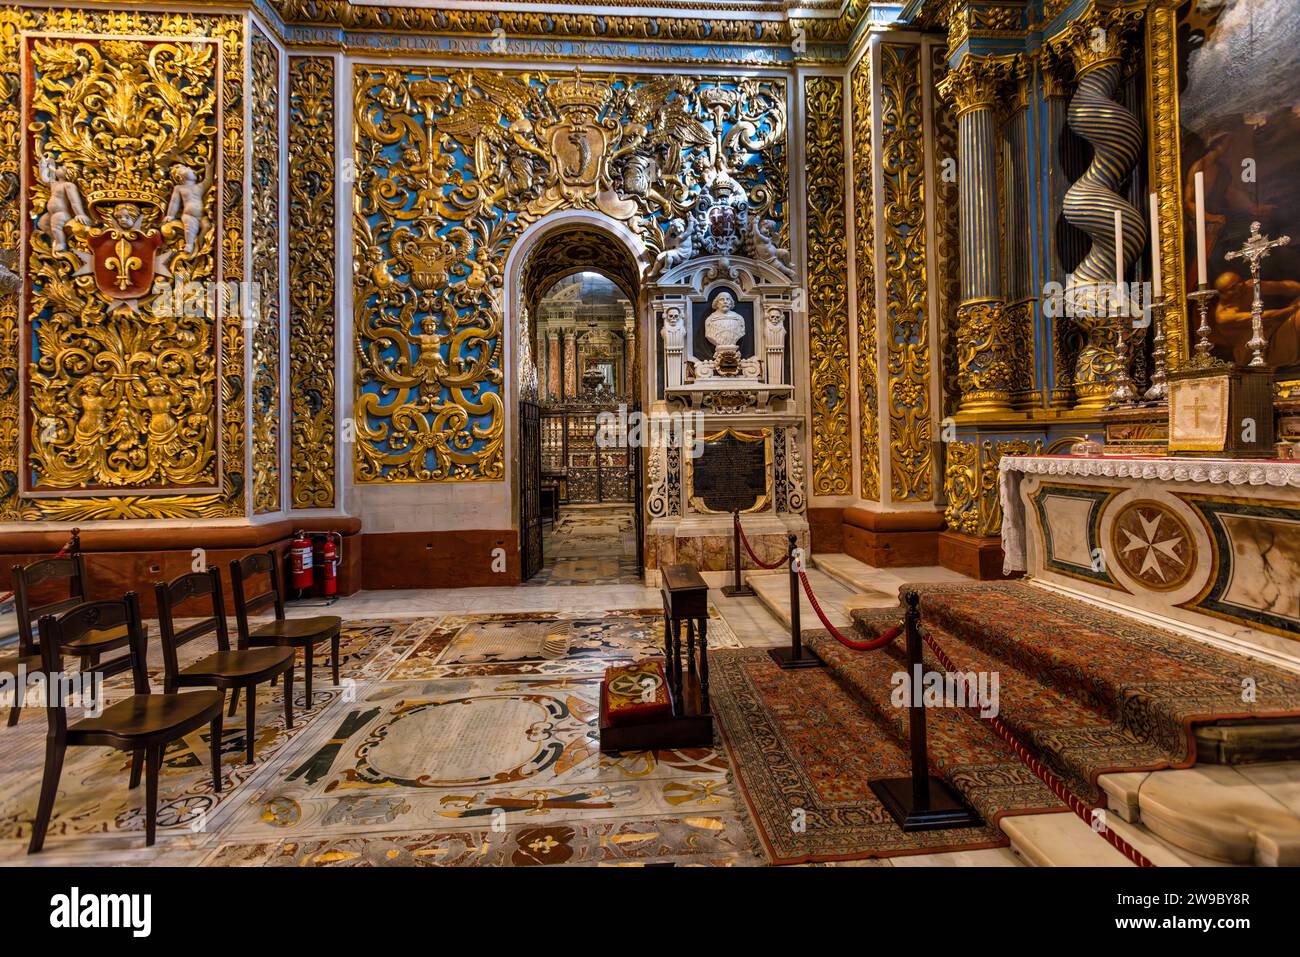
[519,252,645,585]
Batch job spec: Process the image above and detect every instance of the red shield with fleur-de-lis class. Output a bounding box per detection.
[89,228,163,300]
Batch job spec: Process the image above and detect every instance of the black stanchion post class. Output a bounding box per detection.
[768,533,823,670]
[721,509,754,598]
[869,591,981,831]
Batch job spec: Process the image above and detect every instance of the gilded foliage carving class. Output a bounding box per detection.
[250,29,280,514]
[1145,1,1187,368]
[851,53,878,500]
[2,11,245,521]
[944,436,1042,538]
[931,44,961,419]
[352,67,786,482]
[804,75,851,497]
[880,44,931,502]
[288,55,337,509]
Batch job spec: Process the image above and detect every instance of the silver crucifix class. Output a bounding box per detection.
[1225,221,1291,367]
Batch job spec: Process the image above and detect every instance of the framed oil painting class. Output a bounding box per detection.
[1176,0,1300,386]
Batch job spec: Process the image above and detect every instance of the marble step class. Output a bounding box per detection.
[743,567,859,634]
[1000,808,1223,867]
[1099,763,1300,866]
[810,552,970,602]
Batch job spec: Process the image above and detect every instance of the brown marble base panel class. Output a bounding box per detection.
[646,530,798,573]
[806,507,844,554]
[841,507,943,567]
[937,530,1015,581]
[359,529,520,588]
[0,518,362,615]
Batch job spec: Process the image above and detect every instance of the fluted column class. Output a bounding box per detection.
[938,57,1016,416]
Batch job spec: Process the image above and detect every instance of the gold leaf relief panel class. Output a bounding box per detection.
[880,43,930,502]
[250,29,280,514]
[288,55,336,509]
[851,53,878,500]
[804,75,851,496]
[4,11,246,522]
[930,43,960,419]
[352,67,787,484]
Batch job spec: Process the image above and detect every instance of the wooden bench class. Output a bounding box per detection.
[599,562,713,751]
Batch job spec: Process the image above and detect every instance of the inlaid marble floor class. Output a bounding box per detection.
[0,572,1026,867]
[524,504,641,586]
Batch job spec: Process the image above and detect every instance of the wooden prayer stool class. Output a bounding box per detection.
[598,563,713,751]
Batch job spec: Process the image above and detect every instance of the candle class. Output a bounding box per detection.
[1114,209,1124,305]
[1148,192,1162,298]
[1194,170,1208,286]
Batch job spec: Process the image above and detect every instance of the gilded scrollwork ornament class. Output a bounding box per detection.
[851,53,879,500]
[352,67,786,483]
[250,29,281,514]
[288,55,337,510]
[803,75,851,497]
[1,11,245,521]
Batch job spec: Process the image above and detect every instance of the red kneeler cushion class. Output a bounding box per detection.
[604,659,673,726]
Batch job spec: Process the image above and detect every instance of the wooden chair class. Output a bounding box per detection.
[229,552,341,707]
[10,532,141,698]
[29,594,224,853]
[155,568,296,764]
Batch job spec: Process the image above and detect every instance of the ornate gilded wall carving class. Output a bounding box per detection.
[944,435,1042,538]
[803,75,851,497]
[930,43,961,419]
[2,11,245,521]
[851,52,878,500]
[250,28,280,514]
[352,67,786,483]
[1144,0,1188,369]
[879,43,931,502]
[288,55,336,509]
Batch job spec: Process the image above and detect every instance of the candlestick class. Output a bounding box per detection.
[1194,171,1208,286]
[1148,192,1161,298]
[1186,283,1221,369]
[1108,311,1138,408]
[1142,299,1168,403]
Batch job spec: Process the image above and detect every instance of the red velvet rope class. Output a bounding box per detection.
[796,568,899,650]
[919,629,1156,868]
[735,516,789,570]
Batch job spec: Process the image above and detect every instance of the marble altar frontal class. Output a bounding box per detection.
[1002,455,1300,665]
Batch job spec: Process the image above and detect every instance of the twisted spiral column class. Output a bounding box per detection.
[1061,17,1147,411]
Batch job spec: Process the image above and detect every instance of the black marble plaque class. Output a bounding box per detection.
[691,431,767,513]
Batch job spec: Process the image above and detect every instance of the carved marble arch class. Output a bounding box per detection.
[505,212,647,406]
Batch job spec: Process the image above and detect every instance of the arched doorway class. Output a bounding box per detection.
[509,219,645,582]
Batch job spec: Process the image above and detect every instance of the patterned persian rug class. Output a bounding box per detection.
[709,648,1061,865]
[811,581,1300,810]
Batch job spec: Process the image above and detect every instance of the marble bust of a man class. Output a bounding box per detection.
[704,292,746,354]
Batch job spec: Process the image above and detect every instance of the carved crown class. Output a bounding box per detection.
[550,71,610,114]
[80,153,162,212]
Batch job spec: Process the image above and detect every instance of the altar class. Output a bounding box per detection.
[1001,454,1300,665]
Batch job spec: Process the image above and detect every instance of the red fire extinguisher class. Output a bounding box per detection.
[289,531,314,594]
[319,532,340,598]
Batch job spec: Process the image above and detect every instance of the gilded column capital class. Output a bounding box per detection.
[1049,2,1146,77]
[936,55,1017,116]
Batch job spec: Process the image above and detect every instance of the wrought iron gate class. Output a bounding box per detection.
[520,400,543,581]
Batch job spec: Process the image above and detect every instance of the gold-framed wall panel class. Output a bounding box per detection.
[250,24,281,514]
[0,8,246,522]
[851,46,879,501]
[879,40,931,502]
[804,74,852,497]
[287,53,337,509]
